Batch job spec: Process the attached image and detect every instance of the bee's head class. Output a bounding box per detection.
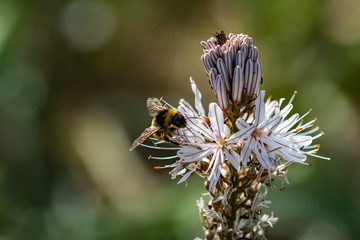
[173,113,186,128]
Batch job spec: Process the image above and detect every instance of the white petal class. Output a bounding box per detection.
[265,100,278,118]
[254,90,266,126]
[177,169,195,184]
[287,135,313,148]
[280,103,293,119]
[228,124,255,143]
[185,116,216,140]
[177,146,214,162]
[253,142,270,168]
[225,149,240,171]
[277,113,299,133]
[235,116,251,129]
[178,100,197,118]
[209,102,225,139]
[190,77,205,116]
[264,135,306,163]
[263,113,282,133]
[241,137,256,166]
[209,149,223,191]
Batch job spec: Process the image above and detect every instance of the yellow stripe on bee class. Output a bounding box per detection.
[164,109,177,132]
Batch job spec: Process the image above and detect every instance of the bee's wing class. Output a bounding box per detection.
[129,126,161,151]
[147,97,167,117]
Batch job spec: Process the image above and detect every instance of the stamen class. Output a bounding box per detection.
[294,109,312,126]
[312,132,323,140]
[299,126,319,136]
[292,127,303,133]
[305,152,330,160]
[140,144,181,150]
[288,90,297,105]
[149,155,179,160]
[154,166,162,170]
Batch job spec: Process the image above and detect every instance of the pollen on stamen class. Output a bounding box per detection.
[293,128,303,133]
[148,155,152,159]
[308,162,312,167]
[321,131,325,136]
[154,166,162,170]
[152,141,158,146]
[159,96,163,101]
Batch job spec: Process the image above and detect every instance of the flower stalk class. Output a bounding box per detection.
[130,31,329,239]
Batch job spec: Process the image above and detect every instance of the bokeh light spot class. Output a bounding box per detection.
[58,0,117,51]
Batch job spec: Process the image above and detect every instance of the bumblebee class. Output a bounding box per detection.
[129,97,186,151]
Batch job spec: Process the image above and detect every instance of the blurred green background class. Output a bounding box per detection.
[0,0,359,239]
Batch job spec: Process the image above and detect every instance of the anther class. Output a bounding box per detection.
[148,155,152,159]
[308,162,312,167]
[293,128,303,133]
[154,166,162,170]
[321,131,325,136]
[294,90,298,95]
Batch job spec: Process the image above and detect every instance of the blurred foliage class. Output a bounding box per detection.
[0,0,359,239]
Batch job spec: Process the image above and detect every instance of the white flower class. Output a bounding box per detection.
[237,90,330,170]
[258,212,279,228]
[251,191,271,213]
[176,79,253,191]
